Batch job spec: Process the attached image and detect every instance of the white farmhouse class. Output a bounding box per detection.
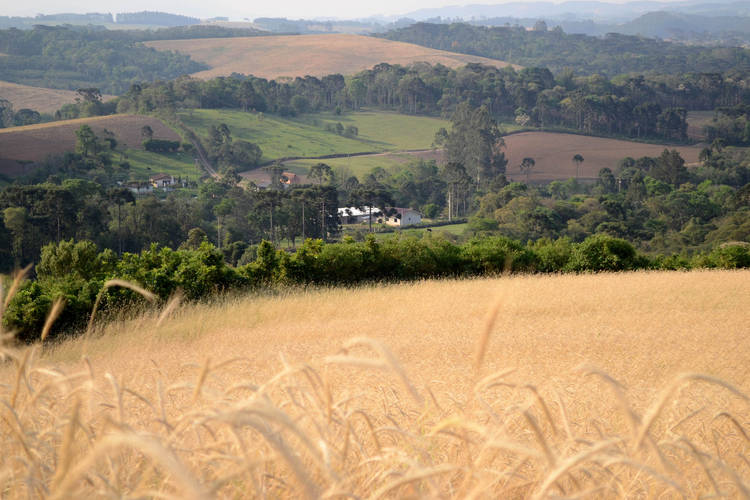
[384,208,422,227]
[150,173,176,190]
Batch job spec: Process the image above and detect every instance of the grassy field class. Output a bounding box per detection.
[0,115,181,177]
[0,80,116,114]
[1,270,748,497]
[123,148,202,180]
[182,109,449,158]
[180,109,377,160]
[182,109,450,181]
[146,34,517,80]
[504,131,703,182]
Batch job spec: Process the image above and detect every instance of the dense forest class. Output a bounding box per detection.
[108,64,750,143]
[378,23,750,76]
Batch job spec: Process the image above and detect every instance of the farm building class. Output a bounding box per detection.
[125,181,153,195]
[383,207,422,227]
[150,173,176,189]
[338,206,382,224]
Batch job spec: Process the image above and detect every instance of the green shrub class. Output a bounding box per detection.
[567,234,646,272]
[461,236,536,274]
[528,237,573,272]
[143,139,181,153]
[707,242,750,269]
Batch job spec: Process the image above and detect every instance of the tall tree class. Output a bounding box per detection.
[443,102,506,187]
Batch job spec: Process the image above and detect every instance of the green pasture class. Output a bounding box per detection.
[123,148,203,181]
[286,153,417,179]
[179,109,379,161]
[304,110,450,150]
[178,109,452,163]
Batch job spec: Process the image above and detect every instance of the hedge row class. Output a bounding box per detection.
[4,234,749,343]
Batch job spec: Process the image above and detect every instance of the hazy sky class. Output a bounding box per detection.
[4,0,654,21]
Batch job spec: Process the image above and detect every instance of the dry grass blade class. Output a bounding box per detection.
[713,412,750,443]
[533,439,620,499]
[49,399,80,491]
[156,292,182,327]
[2,264,31,310]
[579,364,640,440]
[475,297,503,372]
[51,432,210,500]
[86,279,157,336]
[524,410,557,466]
[341,337,423,405]
[40,297,65,344]
[636,373,750,449]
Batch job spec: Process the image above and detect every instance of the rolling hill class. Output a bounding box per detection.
[0,115,181,176]
[145,34,518,80]
[0,81,116,114]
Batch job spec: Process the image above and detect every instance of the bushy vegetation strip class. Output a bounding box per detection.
[5,235,748,343]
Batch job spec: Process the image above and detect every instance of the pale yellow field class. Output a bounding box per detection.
[146,34,518,80]
[1,270,749,498]
[0,80,116,114]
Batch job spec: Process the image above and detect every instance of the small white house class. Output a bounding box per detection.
[337,206,382,225]
[384,207,422,227]
[150,173,176,190]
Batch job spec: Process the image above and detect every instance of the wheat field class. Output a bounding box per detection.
[146,34,517,80]
[1,270,749,498]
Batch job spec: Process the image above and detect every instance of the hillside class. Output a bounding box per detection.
[145,34,518,79]
[180,108,448,165]
[379,23,750,76]
[2,270,749,497]
[0,81,116,114]
[0,115,181,176]
[503,131,702,182]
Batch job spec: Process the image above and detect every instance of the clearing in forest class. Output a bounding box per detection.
[146,34,518,80]
[180,109,449,179]
[2,270,749,497]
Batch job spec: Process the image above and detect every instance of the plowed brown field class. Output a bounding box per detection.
[0,115,180,176]
[0,81,116,114]
[145,34,518,80]
[503,131,703,182]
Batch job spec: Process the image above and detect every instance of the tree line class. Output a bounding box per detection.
[107,63,750,143]
[378,22,750,76]
[5,233,749,343]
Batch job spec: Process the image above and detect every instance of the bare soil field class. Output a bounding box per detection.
[503,131,703,182]
[0,115,180,176]
[0,80,116,114]
[2,270,749,497]
[146,34,518,79]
